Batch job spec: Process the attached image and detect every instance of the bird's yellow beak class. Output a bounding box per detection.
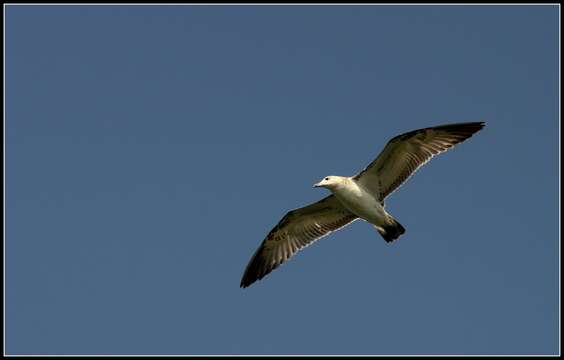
[313,182,322,188]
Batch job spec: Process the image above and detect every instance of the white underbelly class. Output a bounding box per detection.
[333,185,387,225]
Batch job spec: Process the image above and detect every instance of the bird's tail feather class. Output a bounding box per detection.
[375,216,406,243]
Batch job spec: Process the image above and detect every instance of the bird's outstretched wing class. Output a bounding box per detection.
[354,122,485,200]
[240,195,357,288]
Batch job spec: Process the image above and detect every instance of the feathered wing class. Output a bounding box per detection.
[354,122,485,200]
[240,195,358,288]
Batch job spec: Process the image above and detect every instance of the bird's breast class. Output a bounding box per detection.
[332,182,385,223]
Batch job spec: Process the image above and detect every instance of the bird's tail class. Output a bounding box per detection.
[374,215,406,243]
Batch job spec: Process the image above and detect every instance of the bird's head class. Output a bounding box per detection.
[313,176,343,190]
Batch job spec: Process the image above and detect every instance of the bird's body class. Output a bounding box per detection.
[240,121,485,288]
[325,176,389,230]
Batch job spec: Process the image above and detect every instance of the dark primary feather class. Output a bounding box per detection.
[240,195,357,288]
[354,122,485,200]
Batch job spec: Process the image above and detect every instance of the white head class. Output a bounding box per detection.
[313,176,345,190]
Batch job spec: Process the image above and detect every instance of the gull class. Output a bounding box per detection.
[240,122,485,288]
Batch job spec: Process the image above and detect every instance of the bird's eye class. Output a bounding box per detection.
[325,177,329,181]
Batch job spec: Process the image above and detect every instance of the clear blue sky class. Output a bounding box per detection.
[6,5,559,355]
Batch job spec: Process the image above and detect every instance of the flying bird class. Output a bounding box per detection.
[240,122,485,288]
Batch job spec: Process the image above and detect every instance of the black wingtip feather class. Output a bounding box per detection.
[388,121,485,145]
[430,121,486,135]
[240,246,282,288]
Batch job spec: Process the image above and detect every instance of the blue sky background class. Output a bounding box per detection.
[5,5,559,355]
